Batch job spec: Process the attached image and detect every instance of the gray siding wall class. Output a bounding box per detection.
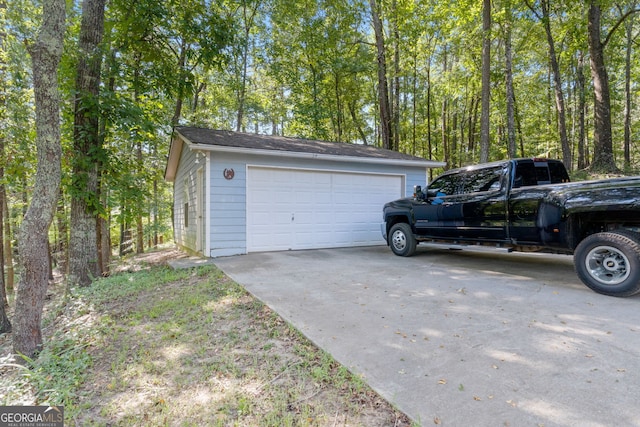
[206,151,428,257]
[208,154,247,257]
[173,145,200,252]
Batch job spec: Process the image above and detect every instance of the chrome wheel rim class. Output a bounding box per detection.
[391,230,407,252]
[585,245,630,286]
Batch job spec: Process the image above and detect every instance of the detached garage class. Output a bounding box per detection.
[165,127,445,257]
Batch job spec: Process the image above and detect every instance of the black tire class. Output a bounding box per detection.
[574,230,640,297]
[388,223,417,257]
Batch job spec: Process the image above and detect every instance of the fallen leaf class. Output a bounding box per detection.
[438,379,447,385]
[434,416,441,424]
[473,396,482,401]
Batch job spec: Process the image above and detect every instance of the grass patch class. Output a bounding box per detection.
[1,251,413,426]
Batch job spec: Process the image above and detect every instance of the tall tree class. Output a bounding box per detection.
[526,0,572,169]
[370,0,393,150]
[13,0,65,357]
[619,2,638,170]
[0,146,8,332]
[68,0,107,287]
[390,0,400,152]
[234,0,261,132]
[504,0,517,159]
[480,0,491,162]
[0,0,11,334]
[576,50,588,169]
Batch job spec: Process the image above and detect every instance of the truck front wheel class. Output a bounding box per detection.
[574,230,640,297]
[388,223,417,257]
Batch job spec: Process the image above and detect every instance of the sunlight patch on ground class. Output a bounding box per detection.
[159,343,191,363]
[485,349,554,371]
[204,296,238,312]
[520,398,596,427]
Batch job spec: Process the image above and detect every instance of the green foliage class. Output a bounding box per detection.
[3,0,640,263]
[20,338,92,411]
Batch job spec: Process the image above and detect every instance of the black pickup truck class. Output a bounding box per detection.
[382,158,640,297]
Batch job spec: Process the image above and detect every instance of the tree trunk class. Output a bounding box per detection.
[235,0,258,132]
[0,0,7,324]
[539,0,571,169]
[577,51,588,169]
[391,0,400,152]
[348,100,368,145]
[136,139,144,254]
[479,0,491,163]
[587,2,617,172]
[0,146,10,332]
[13,0,65,357]
[426,55,432,166]
[54,188,68,275]
[442,99,449,168]
[171,39,188,127]
[3,197,13,290]
[68,0,106,287]
[411,50,417,156]
[370,0,393,150]
[504,0,517,159]
[622,8,635,169]
[97,60,114,275]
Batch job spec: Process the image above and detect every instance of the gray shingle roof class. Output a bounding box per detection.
[175,126,429,162]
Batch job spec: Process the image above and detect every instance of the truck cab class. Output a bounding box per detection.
[384,158,569,244]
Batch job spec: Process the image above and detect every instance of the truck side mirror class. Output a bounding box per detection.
[413,185,423,200]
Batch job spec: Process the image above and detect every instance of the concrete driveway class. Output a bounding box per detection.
[213,245,640,427]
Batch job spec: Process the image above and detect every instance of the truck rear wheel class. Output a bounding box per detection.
[388,223,417,257]
[574,230,640,297]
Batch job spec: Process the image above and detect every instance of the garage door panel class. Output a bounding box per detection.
[247,167,402,252]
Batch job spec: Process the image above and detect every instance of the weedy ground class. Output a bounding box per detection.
[0,248,413,426]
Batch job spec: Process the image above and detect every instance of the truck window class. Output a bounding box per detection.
[514,160,570,187]
[535,165,551,184]
[462,166,504,193]
[548,162,570,183]
[429,173,463,196]
[514,163,537,187]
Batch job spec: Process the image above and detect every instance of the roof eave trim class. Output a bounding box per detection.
[187,142,446,168]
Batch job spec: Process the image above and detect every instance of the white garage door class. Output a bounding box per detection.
[247,167,403,252]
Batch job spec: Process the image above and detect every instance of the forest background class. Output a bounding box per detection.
[1,0,640,356]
